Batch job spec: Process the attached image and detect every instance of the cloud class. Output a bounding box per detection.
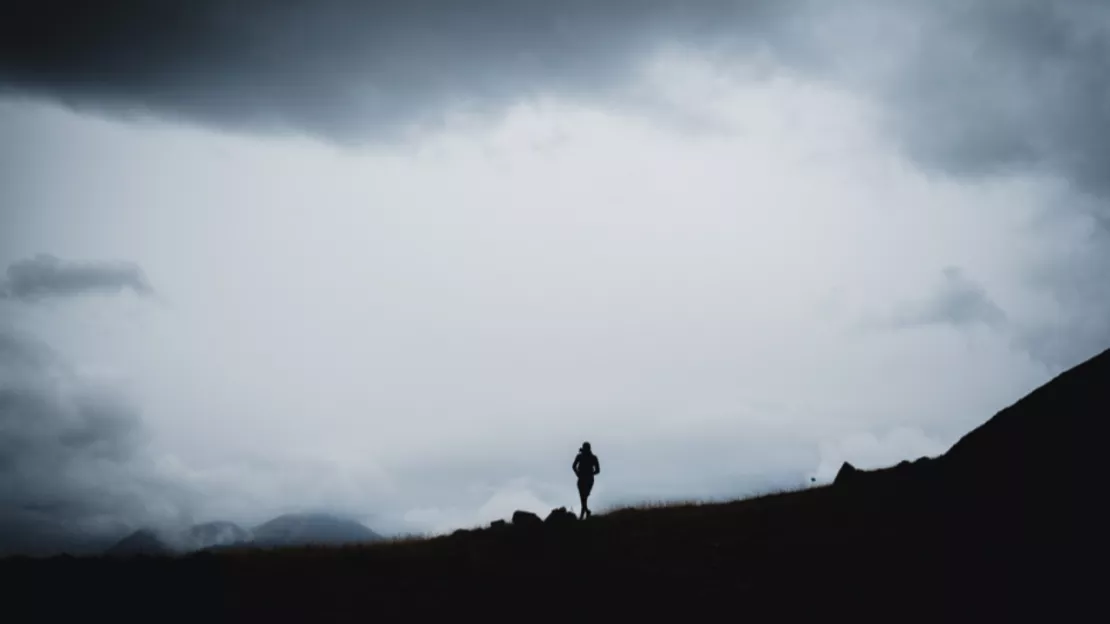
[1,253,153,300]
[0,0,790,143]
[0,329,193,555]
[866,0,1110,200]
[885,267,1008,330]
[1,1,1106,201]
[4,2,1107,364]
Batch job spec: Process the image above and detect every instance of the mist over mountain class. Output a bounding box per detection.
[102,512,384,556]
[180,521,254,550]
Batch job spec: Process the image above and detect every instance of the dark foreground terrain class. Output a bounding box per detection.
[5,347,1106,622]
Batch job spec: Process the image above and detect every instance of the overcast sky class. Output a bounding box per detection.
[2,0,1108,553]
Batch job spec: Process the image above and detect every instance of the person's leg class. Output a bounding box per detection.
[577,480,587,518]
[577,478,594,518]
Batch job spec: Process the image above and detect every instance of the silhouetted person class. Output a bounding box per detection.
[573,441,600,519]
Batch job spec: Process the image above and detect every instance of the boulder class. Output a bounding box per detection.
[511,510,543,529]
[544,507,577,527]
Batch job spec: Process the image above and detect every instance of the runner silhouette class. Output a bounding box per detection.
[572,442,600,519]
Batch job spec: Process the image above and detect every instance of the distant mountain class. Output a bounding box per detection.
[99,514,382,555]
[104,522,250,556]
[105,529,172,557]
[250,513,383,547]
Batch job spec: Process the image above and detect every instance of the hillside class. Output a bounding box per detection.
[4,347,1105,622]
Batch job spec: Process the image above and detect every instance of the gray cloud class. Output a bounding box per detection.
[1013,217,1110,370]
[0,329,194,555]
[4,3,1108,366]
[1,1,1106,202]
[887,267,1008,330]
[1,254,153,300]
[869,0,1110,199]
[0,0,791,143]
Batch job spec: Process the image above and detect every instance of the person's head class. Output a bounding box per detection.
[580,441,591,453]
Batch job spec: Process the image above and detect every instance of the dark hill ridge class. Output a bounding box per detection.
[831,345,1107,531]
[6,347,1107,621]
[942,345,1106,496]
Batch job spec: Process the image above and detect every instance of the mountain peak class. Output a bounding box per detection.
[105,529,172,557]
[251,512,383,547]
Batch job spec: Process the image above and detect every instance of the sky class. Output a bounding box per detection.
[1,0,1109,553]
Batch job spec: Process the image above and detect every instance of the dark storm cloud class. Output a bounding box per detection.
[872,0,1110,200]
[888,267,1008,330]
[1,254,153,300]
[0,0,792,142]
[1012,218,1110,370]
[823,0,1109,366]
[0,330,192,555]
[874,0,1110,366]
[1,0,1105,198]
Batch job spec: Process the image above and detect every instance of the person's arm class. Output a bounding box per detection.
[593,456,601,476]
[572,455,581,476]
